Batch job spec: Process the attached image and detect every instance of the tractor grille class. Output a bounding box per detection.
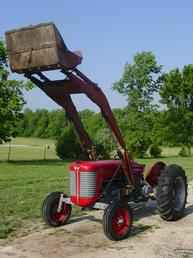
[69,171,96,197]
[69,171,76,195]
[80,172,96,197]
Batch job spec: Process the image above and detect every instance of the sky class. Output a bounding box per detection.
[1,0,193,111]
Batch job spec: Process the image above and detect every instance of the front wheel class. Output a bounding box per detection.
[103,201,133,241]
[42,192,72,227]
[157,164,187,221]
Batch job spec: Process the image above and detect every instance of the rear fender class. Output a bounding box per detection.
[144,161,166,187]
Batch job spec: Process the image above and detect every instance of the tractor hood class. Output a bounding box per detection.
[69,160,121,172]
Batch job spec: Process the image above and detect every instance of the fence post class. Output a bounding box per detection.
[8,142,11,162]
[43,145,47,160]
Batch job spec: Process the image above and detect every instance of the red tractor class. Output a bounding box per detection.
[6,23,188,241]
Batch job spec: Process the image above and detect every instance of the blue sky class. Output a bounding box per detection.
[1,0,193,111]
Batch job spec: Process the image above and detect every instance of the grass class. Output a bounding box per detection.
[0,137,58,161]
[0,159,83,239]
[0,160,68,238]
[0,137,193,240]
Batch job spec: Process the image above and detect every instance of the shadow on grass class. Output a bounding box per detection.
[0,159,72,166]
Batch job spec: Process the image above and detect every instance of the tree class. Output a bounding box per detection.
[113,52,162,157]
[123,110,154,157]
[80,109,105,138]
[159,65,193,153]
[45,110,66,138]
[0,40,33,143]
[33,109,49,138]
[113,51,162,111]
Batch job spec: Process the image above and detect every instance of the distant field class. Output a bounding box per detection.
[6,137,55,146]
[0,137,193,161]
[161,146,193,157]
[0,137,193,240]
[0,137,58,161]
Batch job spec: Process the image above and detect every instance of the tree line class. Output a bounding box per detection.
[1,39,193,159]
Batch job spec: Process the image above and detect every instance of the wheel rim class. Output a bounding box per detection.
[173,176,186,212]
[112,207,130,237]
[52,202,70,223]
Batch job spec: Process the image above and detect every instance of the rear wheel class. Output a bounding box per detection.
[157,164,187,221]
[42,192,72,227]
[103,201,133,241]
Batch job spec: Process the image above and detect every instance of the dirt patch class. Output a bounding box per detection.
[1,184,193,258]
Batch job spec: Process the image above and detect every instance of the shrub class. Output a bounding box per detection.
[56,125,114,160]
[94,142,110,159]
[178,146,191,157]
[94,128,115,159]
[149,144,162,158]
[56,126,83,160]
[129,140,150,158]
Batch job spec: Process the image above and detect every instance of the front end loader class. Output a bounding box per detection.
[5,23,188,240]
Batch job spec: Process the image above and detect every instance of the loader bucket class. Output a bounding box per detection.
[5,22,82,74]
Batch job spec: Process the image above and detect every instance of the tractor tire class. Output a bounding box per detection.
[42,192,72,227]
[157,164,187,221]
[103,201,133,241]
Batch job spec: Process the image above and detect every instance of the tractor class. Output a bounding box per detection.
[6,23,188,241]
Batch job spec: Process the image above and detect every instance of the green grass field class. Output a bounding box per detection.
[0,138,193,240]
[0,160,68,238]
[0,137,58,161]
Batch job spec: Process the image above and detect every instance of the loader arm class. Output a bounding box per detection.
[25,69,134,186]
